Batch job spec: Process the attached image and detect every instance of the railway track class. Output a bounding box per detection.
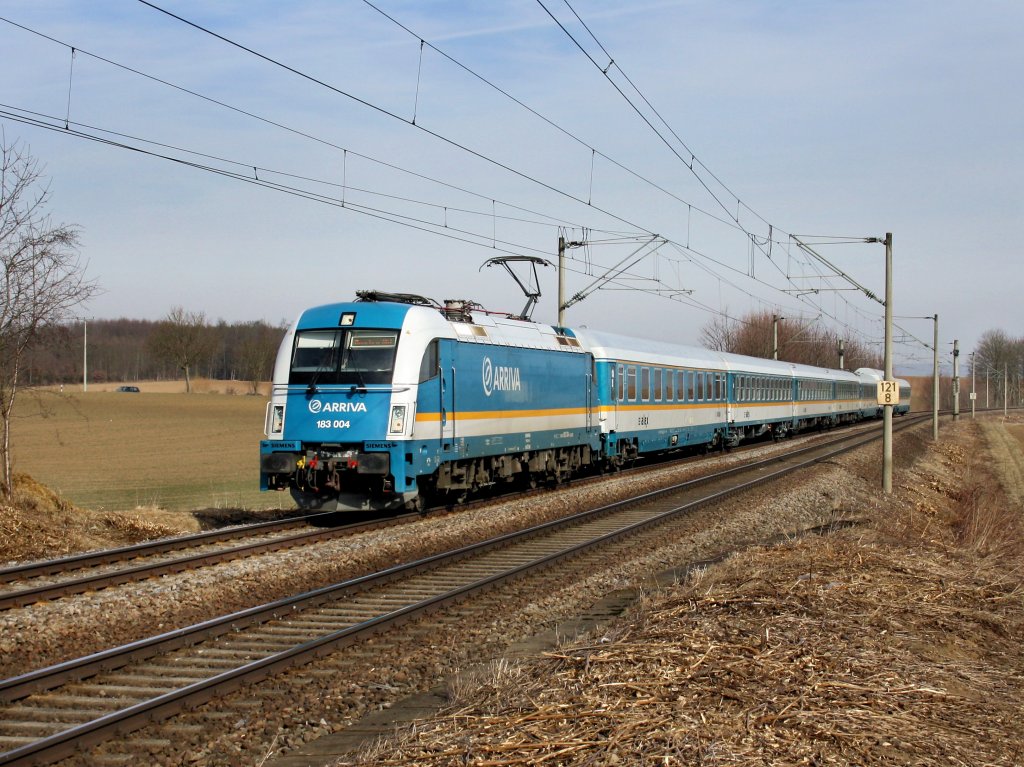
[0,510,420,610]
[0,413,929,767]
[0,415,902,612]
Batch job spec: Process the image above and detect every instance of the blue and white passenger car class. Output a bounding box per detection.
[575,330,878,459]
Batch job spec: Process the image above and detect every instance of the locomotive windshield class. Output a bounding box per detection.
[289,329,398,386]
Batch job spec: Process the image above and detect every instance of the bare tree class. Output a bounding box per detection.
[0,137,98,499]
[699,310,738,352]
[148,307,213,393]
[237,321,280,395]
[974,329,1023,407]
[700,309,882,369]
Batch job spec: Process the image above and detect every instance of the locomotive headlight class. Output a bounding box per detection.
[388,404,407,435]
[266,403,285,437]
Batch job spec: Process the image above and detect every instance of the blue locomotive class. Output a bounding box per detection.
[260,291,910,511]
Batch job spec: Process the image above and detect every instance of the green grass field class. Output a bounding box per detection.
[9,389,289,512]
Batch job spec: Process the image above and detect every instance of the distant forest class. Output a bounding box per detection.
[22,318,286,387]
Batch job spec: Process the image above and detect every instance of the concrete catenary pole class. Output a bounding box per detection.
[952,340,960,420]
[932,314,939,441]
[971,352,976,419]
[838,339,845,370]
[883,233,893,494]
[773,314,780,360]
[83,319,88,393]
[557,236,566,328]
[1005,363,1009,418]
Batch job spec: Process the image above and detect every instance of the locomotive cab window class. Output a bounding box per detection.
[290,329,399,386]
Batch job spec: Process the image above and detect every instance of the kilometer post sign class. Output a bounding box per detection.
[876,380,899,406]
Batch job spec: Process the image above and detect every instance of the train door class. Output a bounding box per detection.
[725,372,735,424]
[586,356,596,433]
[606,362,621,434]
[439,340,456,447]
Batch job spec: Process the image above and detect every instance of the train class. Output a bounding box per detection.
[259,291,911,512]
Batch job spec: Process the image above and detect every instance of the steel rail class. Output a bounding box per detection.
[0,511,344,583]
[0,510,422,610]
[0,414,929,766]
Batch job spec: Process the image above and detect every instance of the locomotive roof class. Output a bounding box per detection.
[295,300,584,354]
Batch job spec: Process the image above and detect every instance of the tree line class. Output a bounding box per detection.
[700,309,883,371]
[973,330,1024,408]
[22,311,286,394]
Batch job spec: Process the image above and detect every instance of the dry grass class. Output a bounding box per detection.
[982,418,1024,510]
[8,387,283,513]
[338,419,1024,767]
[0,473,197,562]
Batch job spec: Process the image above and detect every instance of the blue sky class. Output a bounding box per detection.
[2,1,1021,373]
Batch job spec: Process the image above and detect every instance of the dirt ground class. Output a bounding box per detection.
[342,416,1024,766]
[0,473,202,563]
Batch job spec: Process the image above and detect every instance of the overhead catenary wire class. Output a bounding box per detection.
[1,104,721,315]
[0,99,726,323]
[535,0,924,354]
[356,0,756,240]
[1,8,923,359]
[0,15,591,237]
[129,5,892,330]
[538,0,777,240]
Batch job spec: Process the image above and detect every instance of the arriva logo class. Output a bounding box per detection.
[481,356,522,397]
[307,400,368,414]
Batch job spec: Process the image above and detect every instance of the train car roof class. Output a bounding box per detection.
[571,328,860,381]
[856,368,911,387]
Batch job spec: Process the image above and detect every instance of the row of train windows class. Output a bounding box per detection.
[610,365,898,406]
[796,379,832,402]
[614,365,726,403]
[734,375,791,403]
[838,382,874,400]
[737,376,853,403]
[734,377,877,403]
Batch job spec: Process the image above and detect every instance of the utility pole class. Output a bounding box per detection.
[558,236,567,328]
[971,352,976,419]
[952,340,960,420]
[882,233,893,495]
[772,315,783,360]
[838,339,845,370]
[1005,363,1009,418]
[556,236,585,327]
[932,314,939,441]
[83,319,88,393]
